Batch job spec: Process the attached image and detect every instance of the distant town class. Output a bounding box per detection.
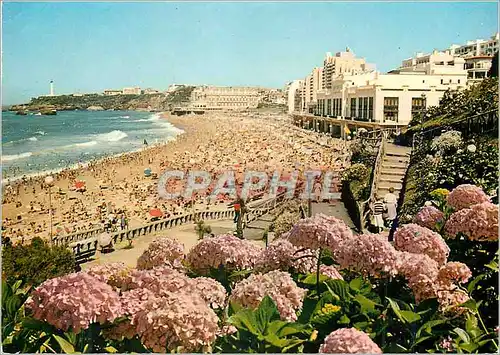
[8,32,498,118]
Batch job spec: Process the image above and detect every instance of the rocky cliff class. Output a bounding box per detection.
[9,86,195,112]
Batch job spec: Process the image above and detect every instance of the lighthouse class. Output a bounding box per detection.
[50,80,54,96]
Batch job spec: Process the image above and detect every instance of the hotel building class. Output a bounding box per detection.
[315,55,467,125]
[190,86,260,110]
[402,32,499,83]
[122,87,142,95]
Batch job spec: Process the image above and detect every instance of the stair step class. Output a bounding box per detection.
[381,162,408,169]
[380,169,406,175]
[383,156,410,164]
[378,182,403,190]
[385,151,410,158]
[380,176,404,183]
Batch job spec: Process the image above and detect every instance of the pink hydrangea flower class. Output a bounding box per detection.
[134,292,219,352]
[255,239,317,274]
[397,252,440,302]
[136,237,185,270]
[104,288,157,341]
[319,265,344,280]
[394,224,450,265]
[122,266,226,309]
[186,234,262,275]
[229,270,307,321]
[437,262,472,285]
[26,273,122,334]
[319,328,382,354]
[413,206,445,230]
[445,202,499,241]
[447,184,490,211]
[444,208,470,238]
[283,214,353,253]
[84,262,131,289]
[335,233,400,277]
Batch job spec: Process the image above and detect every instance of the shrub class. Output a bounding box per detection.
[2,237,75,286]
[430,130,462,154]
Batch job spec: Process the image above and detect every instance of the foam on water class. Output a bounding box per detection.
[3,152,33,161]
[96,130,128,142]
[28,137,38,141]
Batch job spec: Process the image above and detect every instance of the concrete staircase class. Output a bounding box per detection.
[376,143,411,198]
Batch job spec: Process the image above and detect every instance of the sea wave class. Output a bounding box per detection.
[28,137,38,141]
[96,130,128,142]
[119,115,130,119]
[74,141,98,147]
[3,152,33,161]
[35,131,46,135]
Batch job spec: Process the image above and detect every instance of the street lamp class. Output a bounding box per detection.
[45,175,54,244]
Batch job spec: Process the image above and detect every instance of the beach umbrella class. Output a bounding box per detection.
[149,208,163,218]
[98,232,112,247]
[144,168,152,177]
[75,181,86,189]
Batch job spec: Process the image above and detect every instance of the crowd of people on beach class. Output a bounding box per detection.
[2,112,351,244]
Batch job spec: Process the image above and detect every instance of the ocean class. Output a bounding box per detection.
[1,110,183,179]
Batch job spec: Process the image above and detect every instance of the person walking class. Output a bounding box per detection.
[233,201,241,223]
[120,214,126,231]
[371,194,386,233]
[383,187,398,228]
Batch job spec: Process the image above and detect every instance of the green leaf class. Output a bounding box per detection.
[416,319,446,338]
[53,335,76,354]
[484,260,498,271]
[297,297,317,323]
[338,314,350,325]
[349,278,363,292]
[302,273,328,285]
[386,297,406,323]
[400,310,421,323]
[467,274,485,293]
[354,294,378,314]
[460,299,478,313]
[459,342,478,353]
[228,309,260,336]
[255,296,280,333]
[324,279,351,302]
[104,346,118,353]
[454,327,471,343]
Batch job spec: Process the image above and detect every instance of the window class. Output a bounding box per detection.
[411,97,426,119]
[440,79,444,84]
[383,97,399,122]
[363,97,368,120]
[350,98,357,118]
[368,97,374,120]
[458,79,461,84]
[358,98,364,120]
[327,99,332,115]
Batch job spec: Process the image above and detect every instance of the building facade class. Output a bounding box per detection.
[400,33,499,84]
[190,86,261,110]
[103,89,122,96]
[122,87,142,95]
[285,80,304,113]
[315,69,467,125]
[143,88,160,94]
[322,49,375,90]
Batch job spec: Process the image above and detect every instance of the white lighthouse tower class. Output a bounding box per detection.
[50,80,55,96]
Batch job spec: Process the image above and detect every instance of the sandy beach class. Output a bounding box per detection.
[2,111,350,244]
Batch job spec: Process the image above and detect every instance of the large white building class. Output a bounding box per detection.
[285,80,304,113]
[401,32,499,83]
[315,68,467,125]
[190,86,260,110]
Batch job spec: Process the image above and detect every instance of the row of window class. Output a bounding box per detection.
[350,97,374,121]
[314,96,427,123]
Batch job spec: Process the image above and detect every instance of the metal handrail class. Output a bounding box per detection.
[360,131,387,231]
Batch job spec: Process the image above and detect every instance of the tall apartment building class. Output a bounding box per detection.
[322,49,375,89]
[190,86,260,110]
[302,67,323,113]
[401,33,499,83]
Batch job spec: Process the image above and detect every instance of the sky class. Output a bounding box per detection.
[2,1,498,104]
